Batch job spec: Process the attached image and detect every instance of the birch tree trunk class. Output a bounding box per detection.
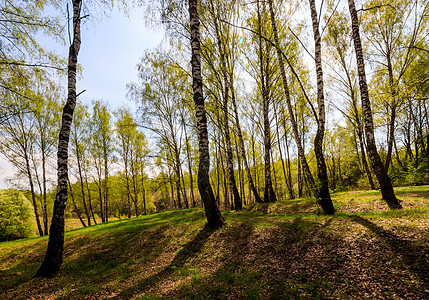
[347,0,401,209]
[308,0,335,214]
[188,0,224,229]
[35,0,82,277]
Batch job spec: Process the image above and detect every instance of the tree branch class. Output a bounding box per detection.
[0,61,65,71]
[411,45,429,54]
[358,4,395,13]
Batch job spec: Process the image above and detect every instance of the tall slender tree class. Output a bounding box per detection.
[188,0,224,229]
[347,0,401,209]
[0,96,44,236]
[323,9,375,190]
[90,100,113,222]
[308,0,335,214]
[35,0,82,277]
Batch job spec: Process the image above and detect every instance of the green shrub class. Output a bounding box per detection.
[405,159,429,186]
[146,201,157,214]
[0,189,36,241]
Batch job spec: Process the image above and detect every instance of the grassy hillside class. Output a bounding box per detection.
[1,186,429,299]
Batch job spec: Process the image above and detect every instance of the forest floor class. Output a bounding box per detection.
[1,186,429,299]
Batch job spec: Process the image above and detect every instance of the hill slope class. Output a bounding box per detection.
[1,186,429,299]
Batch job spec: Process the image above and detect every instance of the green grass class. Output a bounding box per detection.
[1,186,429,299]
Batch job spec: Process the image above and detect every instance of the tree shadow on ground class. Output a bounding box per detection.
[0,210,205,299]
[349,215,429,287]
[163,221,257,299]
[115,227,214,299]
[161,215,429,299]
[163,217,340,299]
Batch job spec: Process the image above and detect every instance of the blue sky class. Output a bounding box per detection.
[76,5,164,109]
[0,4,164,189]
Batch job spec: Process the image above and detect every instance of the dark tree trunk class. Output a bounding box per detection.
[68,178,86,227]
[141,165,147,215]
[220,136,229,209]
[393,138,406,171]
[85,178,97,224]
[251,134,259,194]
[231,85,263,203]
[124,159,132,218]
[103,144,109,222]
[222,83,241,210]
[35,0,82,277]
[330,156,336,190]
[308,0,335,214]
[275,105,294,199]
[174,163,183,209]
[175,166,183,209]
[281,113,295,199]
[34,119,49,235]
[168,165,176,209]
[213,16,242,211]
[97,179,104,222]
[41,143,49,234]
[188,0,224,229]
[74,127,91,225]
[33,169,45,233]
[271,151,279,196]
[182,115,196,207]
[258,0,276,203]
[338,48,375,190]
[298,159,303,198]
[25,152,44,236]
[129,153,139,216]
[235,133,246,205]
[347,0,401,209]
[358,128,376,189]
[384,53,397,172]
[215,134,220,205]
[263,97,276,203]
[132,168,139,216]
[180,165,189,209]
